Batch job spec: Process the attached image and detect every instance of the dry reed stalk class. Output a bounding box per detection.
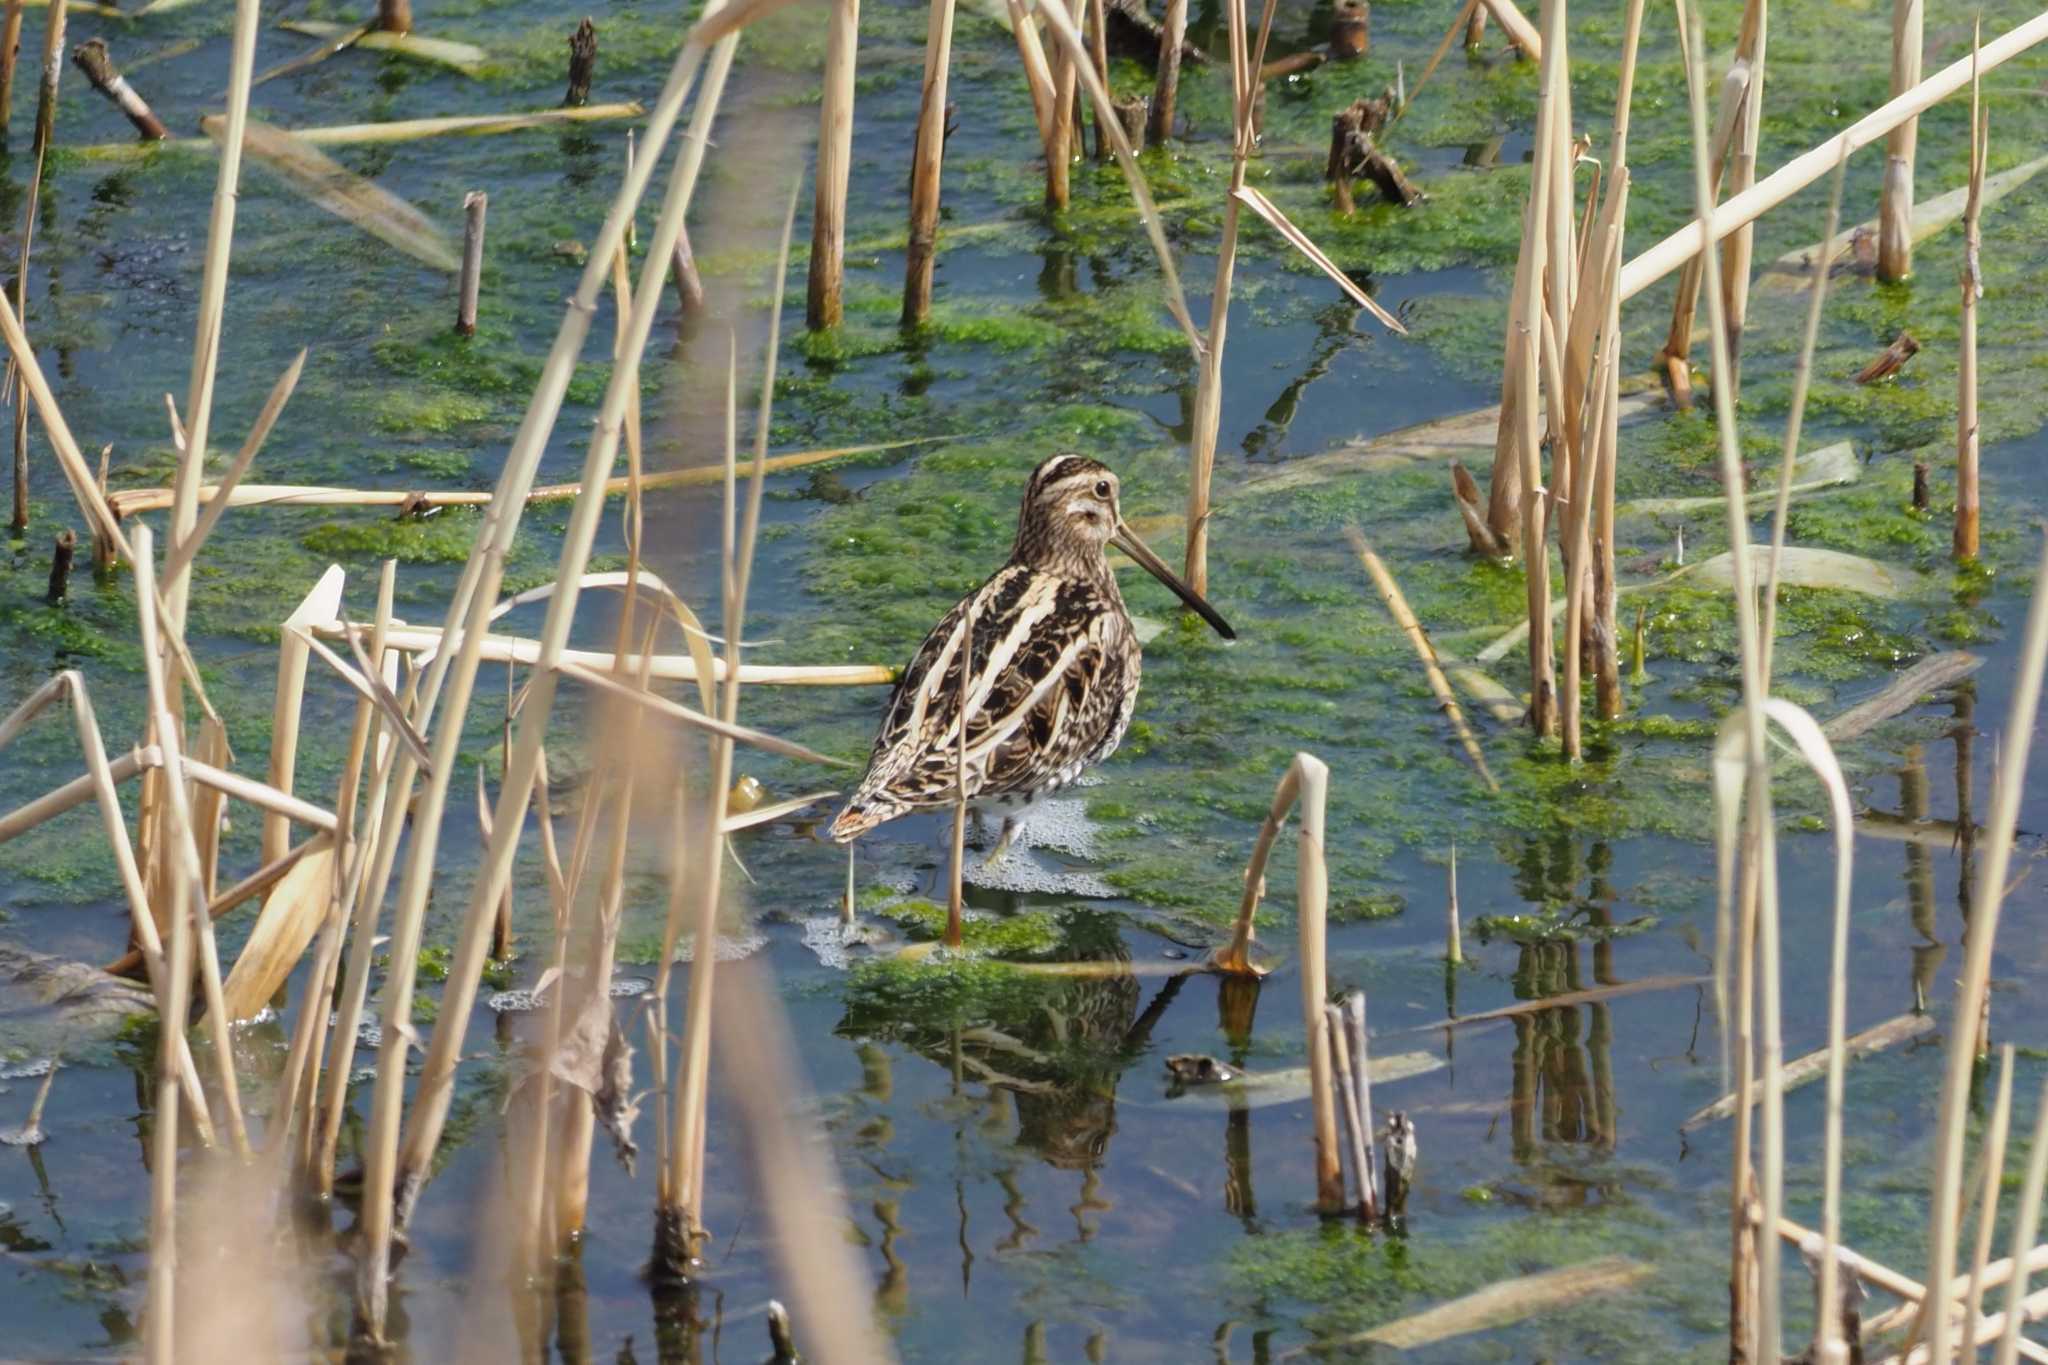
[1333,1258,1649,1354]
[324,621,892,689]
[901,0,957,325]
[1591,0,1644,722]
[1879,0,1922,282]
[0,1,23,140]
[277,570,393,1174]
[1324,1003,1373,1219]
[1085,0,1108,159]
[1718,0,1767,395]
[1658,51,1750,408]
[1758,154,1846,693]
[144,747,192,1365]
[7,0,61,539]
[1179,0,1278,598]
[1043,0,1080,209]
[1956,32,1985,562]
[712,953,900,1364]
[1445,844,1462,964]
[109,434,948,517]
[73,38,167,140]
[1006,0,1056,144]
[348,5,769,1334]
[1993,1077,2048,1365]
[1508,0,1565,737]
[249,17,372,90]
[564,15,597,106]
[87,102,647,156]
[1400,0,1477,117]
[457,191,486,336]
[1618,10,2048,303]
[273,21,484,76]
[1344,992,1377,1219]
[265,569,345,865]
[1923,527,2048,1365]
[806,0,859,330]
[1958,1045,2018,1356]
[1033,0,1200,350]
[1678,2,1784,1351]
[674,188,799,1248]
[133,526,251,1163]
[1475,0,1539,59]
[1148,0,1185,145]
[1209,756,1314,978]
[0,675,215,1134]
[207,119,460,272]
[1345,528,1496,790]
[1288,754,1341,1210]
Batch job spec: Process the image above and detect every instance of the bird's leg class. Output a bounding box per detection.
[981,815,1020,866]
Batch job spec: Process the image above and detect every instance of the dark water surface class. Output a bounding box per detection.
[5,0,2048,1360]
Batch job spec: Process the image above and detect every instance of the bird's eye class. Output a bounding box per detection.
[1093,480,1111,499]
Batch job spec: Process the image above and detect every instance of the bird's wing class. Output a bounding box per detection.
[848,568,1124,811]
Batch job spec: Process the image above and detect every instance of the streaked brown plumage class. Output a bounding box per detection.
[829,453,1233,844]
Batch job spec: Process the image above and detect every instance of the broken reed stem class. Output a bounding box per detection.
[73,38,167,140]
[564,15,596,107]
[806,0,858,330]
[1879,0,1923,282]
[1290,754,1341,1211]
[1994,1077,2048,1365]
[1344,528,1496,791]
[1679,0,1784,1352]
[1924,527,2048,1365]
[1717,0,1766,398]
[45,528,71,602]
[1956,32,1985,563]
[377,0,411,34]
[1085,0,1109,160]
[1445,845,1461,963]
[1324,1004,1374,1220]
[456,190,486,336]
[1660,46,1748,409]
[350,6,760,1337]
[1344,992,1378,1220]
[901,0,956,326]
[8,0,62,539]
[1148,0,1185,145]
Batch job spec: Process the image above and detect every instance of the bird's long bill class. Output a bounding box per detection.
[1113,522,1237,640]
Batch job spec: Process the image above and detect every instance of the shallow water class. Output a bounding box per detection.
[5,0,2048,1359]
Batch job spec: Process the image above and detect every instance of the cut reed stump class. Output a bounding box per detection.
[73,39,167,141]
[377,0,412,35]
[1329,0,1368,59]
[806,0,859,330]
[46,529,72,603]
[1464,2,1486,50]
[456,190,485,337]
[1147,0,1186,146]
[1113,93,1147,148]
[0,0,23,139]
[901,0,956,326]
[1326,96,1418,211]
[1879,0,1923,281]
[563,17,595,107]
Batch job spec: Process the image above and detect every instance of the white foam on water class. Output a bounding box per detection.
[800,915,898,970]
[672,930,768,963]
[0,1059,53,1080]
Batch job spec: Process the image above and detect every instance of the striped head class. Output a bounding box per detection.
[1012,453,1121,572]
[1011,453,1237,640]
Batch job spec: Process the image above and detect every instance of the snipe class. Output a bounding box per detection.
[829,453,1234,852]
